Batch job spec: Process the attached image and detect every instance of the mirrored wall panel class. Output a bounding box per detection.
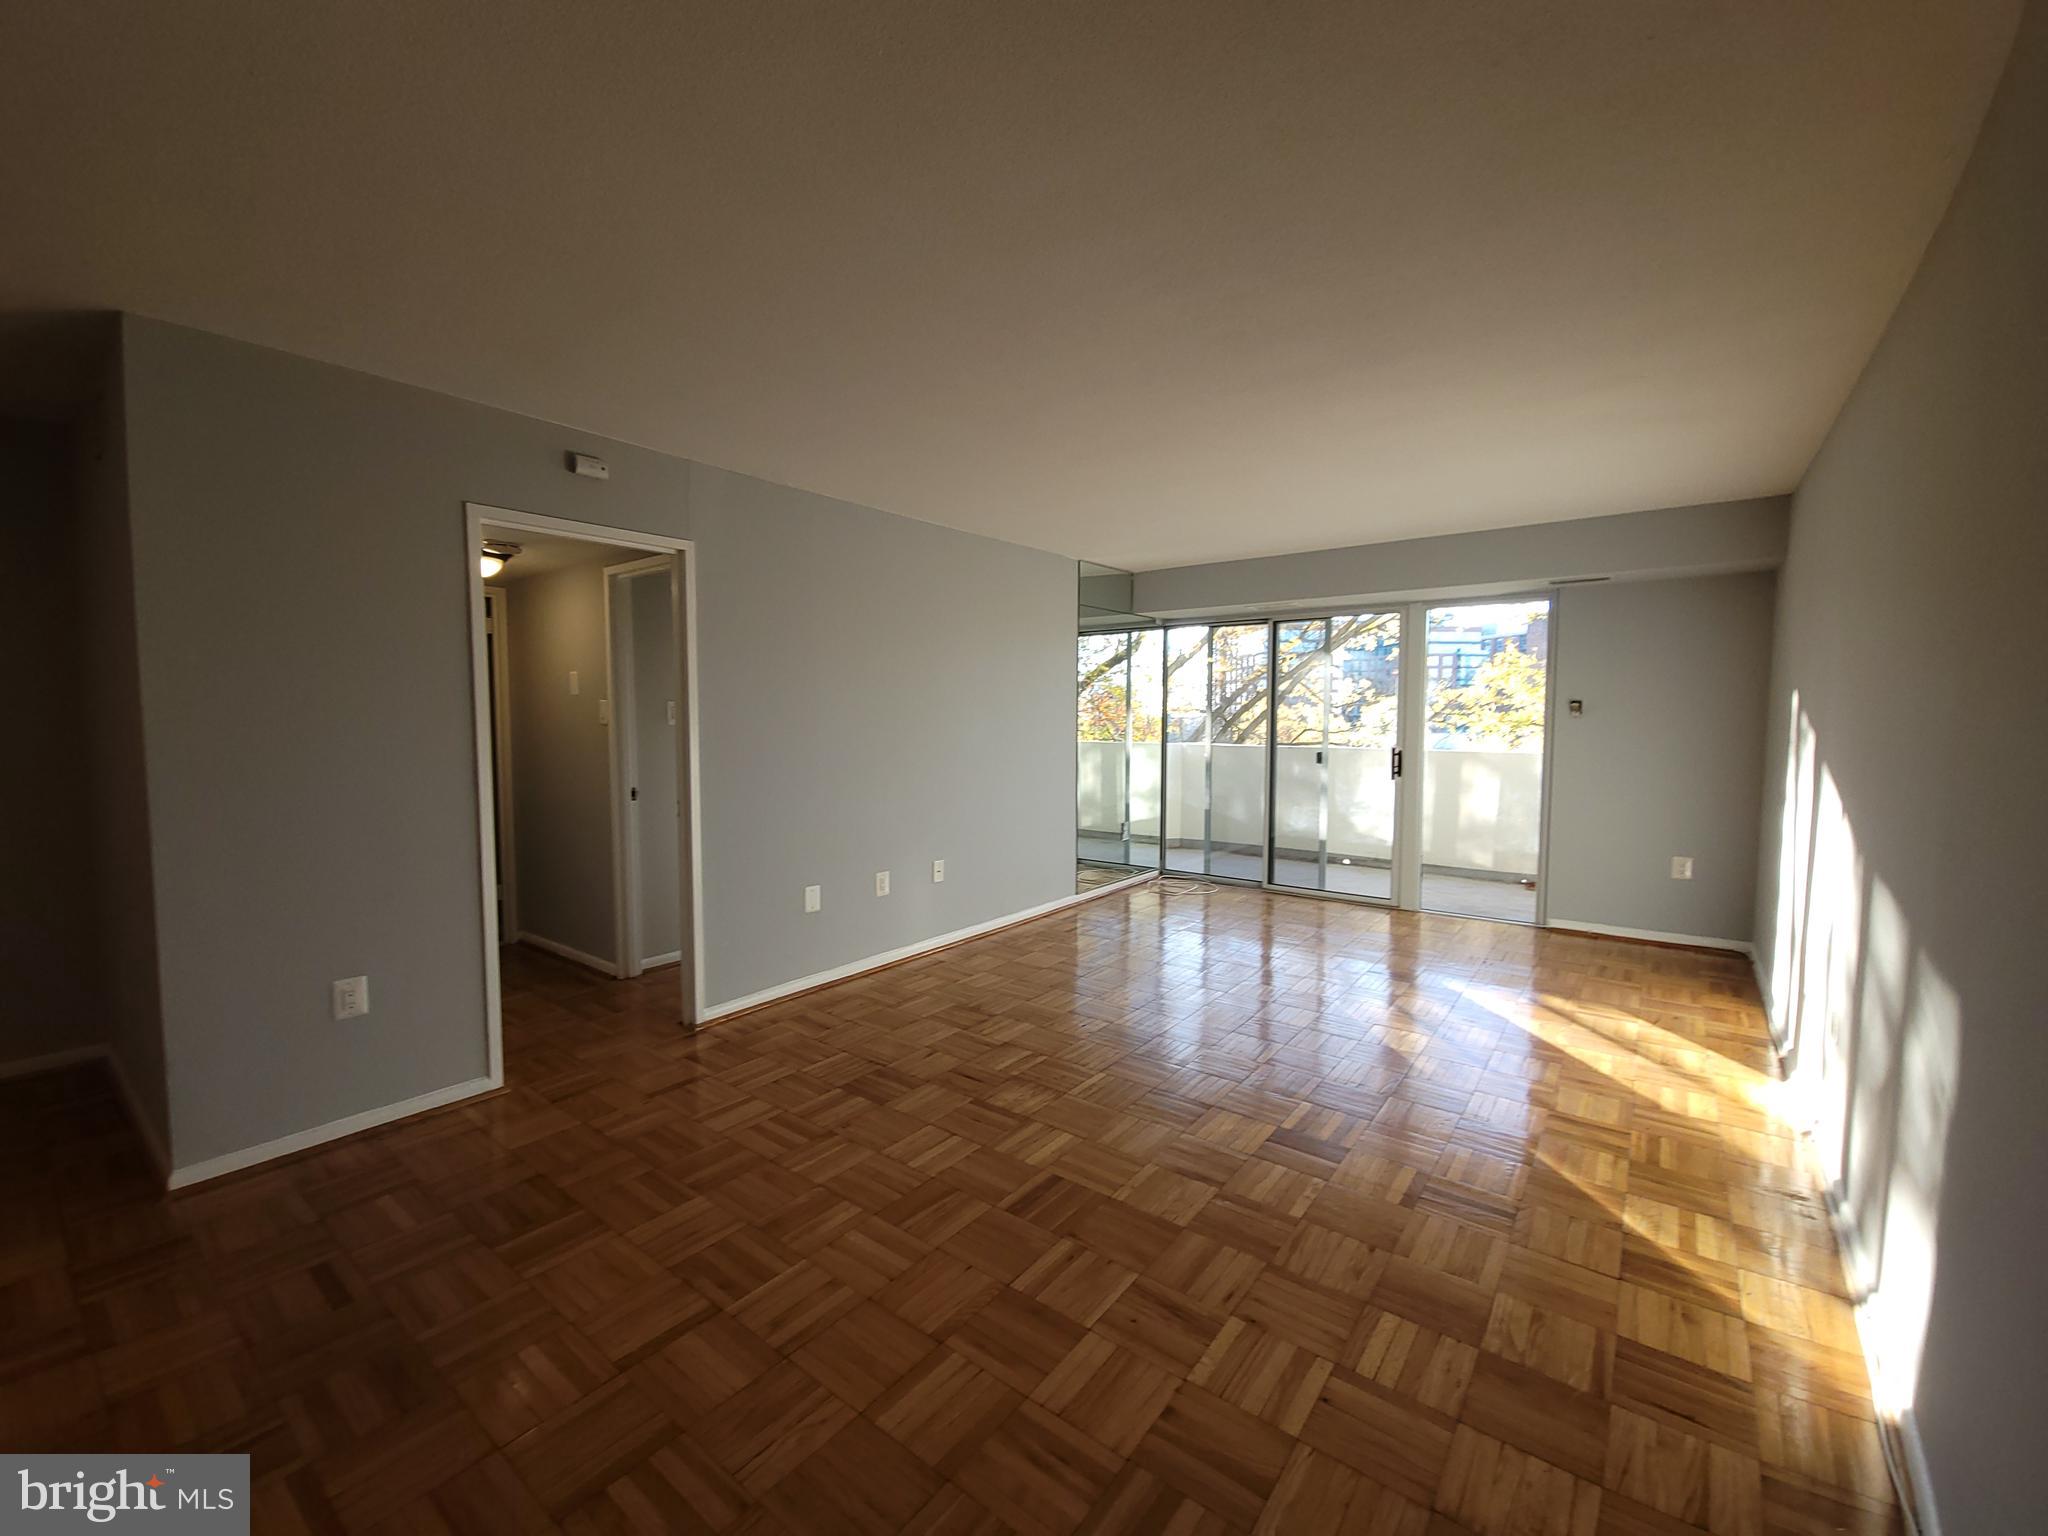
[1076,627,1163,888]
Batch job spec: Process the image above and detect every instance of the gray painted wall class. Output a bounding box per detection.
[73,366,169,1152]
[690,462,1074,1005]
[111,315,1074,1170]
[118,316,693,1168]
[1123,510,1784,947]
[1547,572,1774,944]
[1132,497,1788,617]
[1752,10,2048,1529]
[504,552,622,968]
[0,418,97,1063]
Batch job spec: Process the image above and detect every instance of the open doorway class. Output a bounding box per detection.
[466,504,700,1070]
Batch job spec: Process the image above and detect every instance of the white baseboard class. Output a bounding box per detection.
[1892,1406,1939,1536]
[1753,954,1938,1536]
[702,876,1155,1022]
[641,950,682,968]
[1546,918,1752,955]
[0,1043,106,1080]
[167,1074,499,1190]
[513,931,620,977]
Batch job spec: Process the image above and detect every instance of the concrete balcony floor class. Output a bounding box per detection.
[1077,833,1537,922]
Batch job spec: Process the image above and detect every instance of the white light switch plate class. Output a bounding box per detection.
[332,975,370,1020]
[1671,855,1694,880]
[932,859,945,883]
[874,870,891,897]
[803,884,821,913]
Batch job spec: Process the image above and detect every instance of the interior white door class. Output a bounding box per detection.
[628,569,682,965]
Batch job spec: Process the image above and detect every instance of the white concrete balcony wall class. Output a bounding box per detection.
[1079,740,1541,876]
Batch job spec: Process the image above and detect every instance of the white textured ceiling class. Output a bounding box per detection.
[0,2,2020,568]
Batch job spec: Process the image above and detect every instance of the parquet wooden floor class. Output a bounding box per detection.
[2,885,1899,1535]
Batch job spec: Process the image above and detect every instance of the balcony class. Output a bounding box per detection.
[1077,740,1541,921]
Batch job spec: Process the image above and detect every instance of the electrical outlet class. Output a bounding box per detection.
[332,975,370,1020]
[875,870,891,897]
[932,859,945,883]
[803,884,821,913]
[1670,855,1695,880]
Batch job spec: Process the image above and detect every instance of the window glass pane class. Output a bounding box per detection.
[1165,626,1209,744]
[1210,625,1270,746]
[1275,620,1327,745]
[1420,601,1550,921]
[1325,612,1400,749]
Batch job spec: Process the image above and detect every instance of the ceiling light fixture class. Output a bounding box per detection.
[480,540,522,579]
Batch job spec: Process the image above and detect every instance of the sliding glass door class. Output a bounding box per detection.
[1074,597,1551,921]
[1418,601,1550,921]
[1270,613,1402,898]
[1162,623,1269,881]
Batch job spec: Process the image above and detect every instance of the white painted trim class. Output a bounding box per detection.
[1546,918,1752,954]
[1752,951,1938,1536]
[1893,1408,1939,1536]
[483,583,518,939]
[1533,593,1559,928]
[701,876,1156,1022]
[513,931,621,978]
[466,503,687,556]
[677,546,707,1026]
[465,504,507,1089]
[0,1043,105,1080]
[642,949,683,968]
[167,1075,497,1191]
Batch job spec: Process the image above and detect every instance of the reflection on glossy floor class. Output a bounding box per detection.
[1076,860,1149,892]
[1,889,1893,1534]
[1163,843,1538,923]
[1420,871,1538,923]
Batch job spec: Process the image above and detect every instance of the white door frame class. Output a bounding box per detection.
[1257,609,1409,909]
[604,556,678,977]
[483,584,519,938]
[465,503,705,1089]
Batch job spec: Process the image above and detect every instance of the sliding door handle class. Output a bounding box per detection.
[1390,749,1403,779]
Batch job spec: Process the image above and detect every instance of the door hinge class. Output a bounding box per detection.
[630,786,639,801]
